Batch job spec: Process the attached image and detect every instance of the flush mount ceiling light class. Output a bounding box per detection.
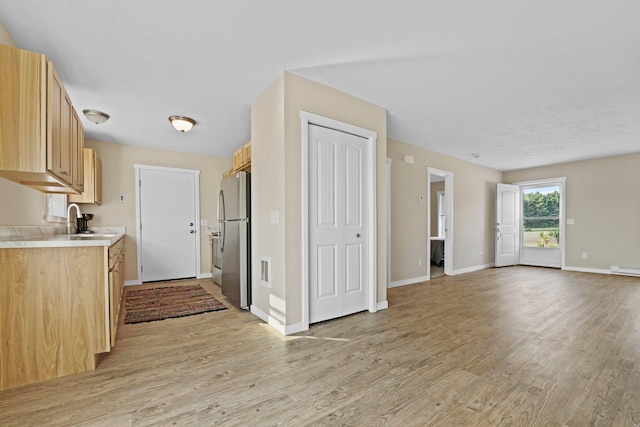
[169,115,196,133]
[82,109,110,125]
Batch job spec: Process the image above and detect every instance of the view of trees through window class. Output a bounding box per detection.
[522,186,560,248]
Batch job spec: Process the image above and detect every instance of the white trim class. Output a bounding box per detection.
[198,272,213,279]
[377,301,389,310]
[611,266,640,277]
[512,177,567,186]
[300,111,378,333]
[428,167,454,278]
[562,266,611,275]
[451,263,494,275]
[386,158,392,288]
[251,305,306,335]
[134,164,201,283]
[124,279,142,286]
[389,275,429,288]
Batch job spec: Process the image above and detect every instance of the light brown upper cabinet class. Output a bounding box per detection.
[242,141,251,168]
[230,141,252,175]
[232,145,245,171]
[0,44,84,194]
[69,148,102,205]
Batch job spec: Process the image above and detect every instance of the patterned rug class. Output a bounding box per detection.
[124,285,227,324]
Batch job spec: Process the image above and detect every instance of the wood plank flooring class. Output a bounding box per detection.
[1,267,639,426]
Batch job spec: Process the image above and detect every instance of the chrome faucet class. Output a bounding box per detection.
[67,203,82,234]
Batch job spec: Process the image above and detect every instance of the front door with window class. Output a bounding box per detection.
[520,183,563,268]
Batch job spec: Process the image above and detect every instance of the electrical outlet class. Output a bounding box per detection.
[581,252,588,259]
[418,258,422,267]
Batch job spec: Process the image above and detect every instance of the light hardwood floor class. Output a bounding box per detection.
[1,267,639,426]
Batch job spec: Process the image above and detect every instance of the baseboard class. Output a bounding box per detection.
[451,263,494,275]
[377,301,389,310]
[389,275,429,288]
[250,305,307,336]
[611,266,640,277]
[197,272,213,279]
[562,266,611,275]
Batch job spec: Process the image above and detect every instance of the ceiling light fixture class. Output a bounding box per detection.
[82,109,110,125]
[169,115,196,132]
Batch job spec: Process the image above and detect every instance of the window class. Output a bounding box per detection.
[522,185,560,248]
[46,193,67,223]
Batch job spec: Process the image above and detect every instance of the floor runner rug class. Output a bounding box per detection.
[124,285,226,324]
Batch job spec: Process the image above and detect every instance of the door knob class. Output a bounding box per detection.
[356,233,360,238]
[190,222,194,226]
[190,230,195,234]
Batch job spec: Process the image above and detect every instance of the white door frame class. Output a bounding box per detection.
[386,158,391,288]
[134,164,201,283]
[301,111,378,331]
[427,167,454,278]
[513,177,566,269]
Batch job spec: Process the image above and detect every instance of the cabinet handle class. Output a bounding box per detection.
[60,170,69,176]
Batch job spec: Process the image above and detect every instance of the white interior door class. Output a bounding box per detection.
[138,166,199,282]
[309,124,368,324]
[495,183,520,267]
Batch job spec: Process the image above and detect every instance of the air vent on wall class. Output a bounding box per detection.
[261,257,271,288]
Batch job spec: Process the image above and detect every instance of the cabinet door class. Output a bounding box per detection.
[232,147,244,170]
[47,63,74,184]
[71,110,84,192]
[108,246,125,347]
[0,45,46,172]
[242,141,251,165]
[69,148,102,205]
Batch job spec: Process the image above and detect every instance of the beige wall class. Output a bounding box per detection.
[252,72,387,330]
[504,153,640,270]
[251,74,286,325]
[0,179,48,226]
[81,139,232,282]
[387,138,503,282]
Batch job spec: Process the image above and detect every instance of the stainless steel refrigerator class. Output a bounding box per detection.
[218,171,251,309]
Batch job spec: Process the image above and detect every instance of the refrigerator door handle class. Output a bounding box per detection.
[218,190,226,252]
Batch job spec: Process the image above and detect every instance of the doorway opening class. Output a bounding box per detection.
[518,179,565,268]
[495,178,565,269]
[427,168,454,279]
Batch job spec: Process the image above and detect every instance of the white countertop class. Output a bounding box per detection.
[0,226,125,248]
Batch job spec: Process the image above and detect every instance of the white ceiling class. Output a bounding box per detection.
[1,1,639,171]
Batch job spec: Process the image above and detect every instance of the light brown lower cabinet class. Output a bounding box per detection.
[0,237,125,391]
[108,238,125,347]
